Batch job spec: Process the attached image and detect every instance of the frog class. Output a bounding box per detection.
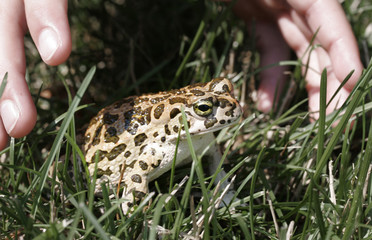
[83,77,242,214]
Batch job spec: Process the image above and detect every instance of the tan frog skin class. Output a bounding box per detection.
[83,78,242,213]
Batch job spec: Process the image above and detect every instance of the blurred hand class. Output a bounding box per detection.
[232,0,363,120]
[0,0,71,150]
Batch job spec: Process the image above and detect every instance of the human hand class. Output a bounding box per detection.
[0,0,71,150]
[232,0,363,120]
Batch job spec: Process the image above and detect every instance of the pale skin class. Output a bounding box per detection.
[0,0,363,150]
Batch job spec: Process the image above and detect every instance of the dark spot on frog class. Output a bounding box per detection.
[134,97,149,105]
[164,124,171,135]
[224,102,237,117]
[131,174,142,183]
[161,136,166,142]
[124,151,131,158]
[92,124,103,146]
[169,97,187,105]
[139,160,148,170]
[107,143,127,161]
[124,110,134,127]
[219,120,226,124]
[204,117,218,129]
[222,84,229,93]
[84,133,91,144]
[104,127,119,143]
[173,125,179,133]
[150,95,170,104]
[225,110,233,117]
[144,106,152,124]
[134,133,148,146]
[154,104,165,119]
[153,132,159,138]
[170,108,181,119]
[125,160,137,169]
[103,112,119,125]
[217,98,231,109]
[91,150,108,163]
[123,110,142,135]
[97,168,113,178]
[186,82,205,90]
[168,89,186,95]
[151,160,162,168]
[190,89,205,96]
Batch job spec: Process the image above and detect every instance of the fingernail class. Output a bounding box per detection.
[38,27,60,61]
[1,100,20,134]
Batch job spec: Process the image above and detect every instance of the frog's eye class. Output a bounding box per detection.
[193,100,213,116]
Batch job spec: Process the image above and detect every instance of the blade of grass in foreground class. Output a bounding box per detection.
[342,102,372,239]
[313,61,372,184]
[30,66,96,217]
[316,69,327,165]
[172,107,210,238]
[299,62,372,238]
[312,69,328,239]
[0,72,7,98]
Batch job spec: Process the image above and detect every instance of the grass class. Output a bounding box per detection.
[1,0,372,239]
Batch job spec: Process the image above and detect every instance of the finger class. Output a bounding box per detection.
[255,22,290,112]
[24,0,71,65]
[278,14,322,118]
[0,71,37,138]
[0,0,37,139]
[278,14,350,120]
[0,119,8,150]
[287,0,363,90]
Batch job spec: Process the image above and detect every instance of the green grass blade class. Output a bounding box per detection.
[342,108,372,239]
[149,194,168,240]
[214,32,234,77]
[313,60,372,184]
[173,107,209,238]
[30,66,96,217]
[0,72,7,98]
[173,21,205,86]
[78,202,110,240]
[316,69,327,166]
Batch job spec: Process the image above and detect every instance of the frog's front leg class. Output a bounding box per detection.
[120,173,149,214]
[120,145,164,214]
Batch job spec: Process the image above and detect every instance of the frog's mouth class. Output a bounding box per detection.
[187,114,242,136]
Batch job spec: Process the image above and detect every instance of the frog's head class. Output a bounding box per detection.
[153,78,242,137]
[183,78,242,135]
